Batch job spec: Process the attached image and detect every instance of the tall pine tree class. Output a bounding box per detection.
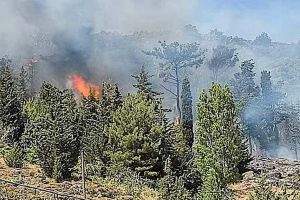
[230,60,260,154]
[230,59,260,108]
[132,66,174,166]
[100,81,122,166]
[259,71,280,155]
[195,83,248,199]
[80,91,105,167]
[181,77,194,148]
[0,62,25,144]
[144,41,205,119]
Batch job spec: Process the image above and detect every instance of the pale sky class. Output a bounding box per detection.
[194,0,300,43]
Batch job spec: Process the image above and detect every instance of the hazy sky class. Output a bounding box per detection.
[195,0,300,43]
[0,0,299,55]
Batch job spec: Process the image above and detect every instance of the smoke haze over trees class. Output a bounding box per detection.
[1,1,300,199]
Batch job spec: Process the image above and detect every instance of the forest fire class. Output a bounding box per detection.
[68,74,100,98]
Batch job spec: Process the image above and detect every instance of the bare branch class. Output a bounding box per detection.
[164,80,177,85]
[160,84,177,97]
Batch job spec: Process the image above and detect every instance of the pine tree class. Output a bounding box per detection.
[159,157,193,200]
[200,168,229,200]
[181,77,194,148]
[0,63,25,144]
[257,70,283,156]
[131,66,161,101]
[131,67,198,191]
[144,41,205,119]
[132,67,176,176]
[230,60,260,154]
[18,66,29,104]
[100,81,122,124]
[171,124,191,175]
[80,91,105,167]
[100,81,122,165]
[108,93,166,179]
[195,83,248,197]
[230,59,260,108]
[207,45,238,81]
[280,106,300,160]
[261,71,272,101]
[25,82,83,181]
[169,123,202,194]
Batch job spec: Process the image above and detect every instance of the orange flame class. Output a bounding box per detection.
[68,74,100,98]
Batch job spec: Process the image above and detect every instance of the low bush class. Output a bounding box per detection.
[3,144,24,168]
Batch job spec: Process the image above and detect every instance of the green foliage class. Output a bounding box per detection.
[144,41,205,118]
[160,176,193,200]
[172,124,190,171]
[100,81,123,122]
[195,83,248,194]
[230,59,260,109]
[248,178,294,200]
[258,71,280,153]
[108,93,166,179]
[199,168,230,200]
[100,81,123,168]
[80,92,105,169]
[23,98,47,121]
[25,147,38,164]
[97,167,156,199]
[158,157,193,200]
[132,66,161,101]
[230,60,260,154]
[132,66,175,175]
[24,82,83,181]
[3,144,24,168]
[181,77,194,148]
[261,71,272,100]
[18,66,30,102]
[163,124,201,196]
[0,63,26,144]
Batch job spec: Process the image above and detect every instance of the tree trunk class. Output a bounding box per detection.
[175,67,181,119]
[248,134,253,156]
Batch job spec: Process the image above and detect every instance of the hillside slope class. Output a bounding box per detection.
[0,158,158,200]
[1,156,300,199]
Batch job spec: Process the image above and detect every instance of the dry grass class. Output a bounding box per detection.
[0,157,159,199]
[230,180,300,200]
[5,156,288,200]
[230,180,256,200]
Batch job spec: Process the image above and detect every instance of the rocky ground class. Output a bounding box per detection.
[231,156,300,199]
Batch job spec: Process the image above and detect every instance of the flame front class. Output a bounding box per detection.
[68,74,100,98]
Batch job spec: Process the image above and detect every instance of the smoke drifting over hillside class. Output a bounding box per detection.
[1,1,299,84]
[0,0,299,99]
[0,0,201,88]
[1,0,300,159]
[0,0,197,55]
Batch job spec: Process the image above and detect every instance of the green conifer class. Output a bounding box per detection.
[108,93,165,179]
[25,82,83,181]
[181,77,194,147]
[195,83,248,197]
[132,66,161,101]
[80,91,105,166]
[0,64,25,144]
